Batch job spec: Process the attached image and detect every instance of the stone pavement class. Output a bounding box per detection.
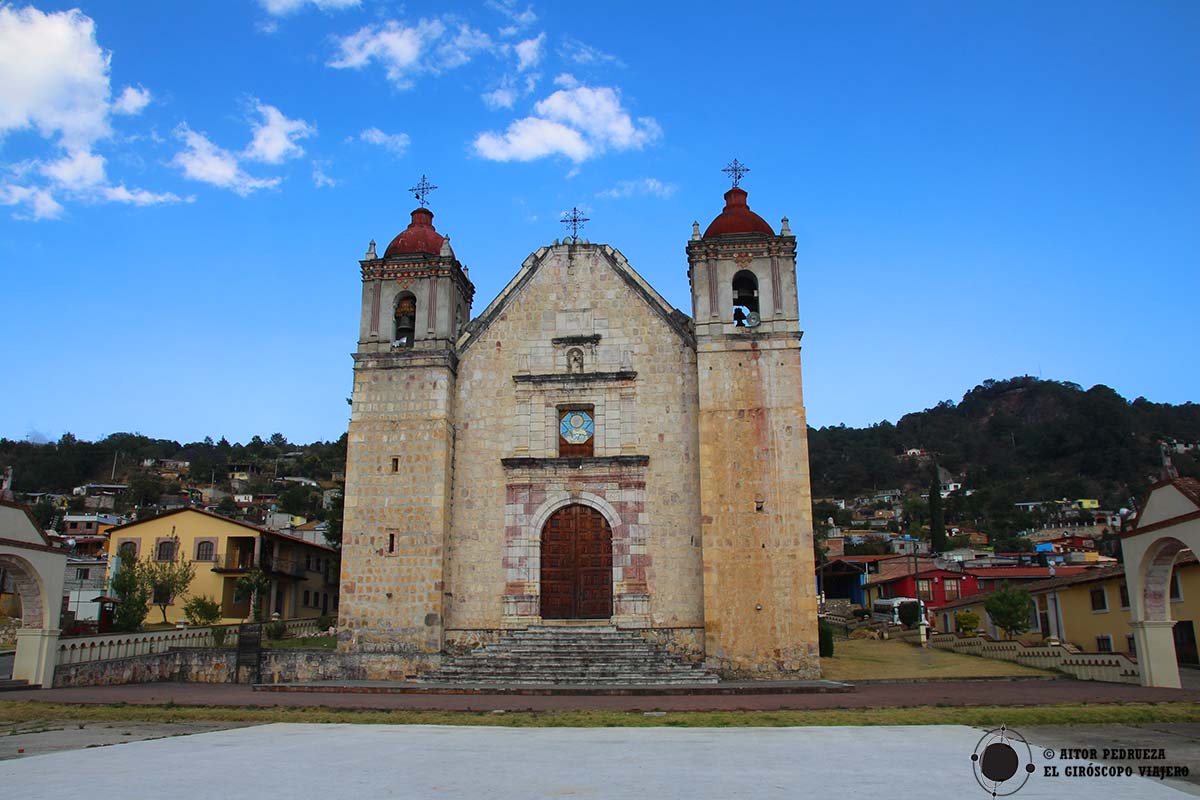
[1,723,1195,799]
[2,677,1198,711]
[0,719,249,760]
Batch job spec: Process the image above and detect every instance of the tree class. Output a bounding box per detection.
[143,548,196,624]
[984,583,1034,640]
[955,611,980,636]
[111,557,150,632]
[928,474,946,553]
[216,495,240,517]
[898,601,921,629]
[235,569,272,622]
[30,498,57,531]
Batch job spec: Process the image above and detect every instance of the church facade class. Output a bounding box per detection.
[338,181,820,679]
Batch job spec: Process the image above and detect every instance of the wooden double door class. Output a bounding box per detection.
[540,504,613,619]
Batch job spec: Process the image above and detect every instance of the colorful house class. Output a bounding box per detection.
[105,508,339,624]
[935,557,1200,666]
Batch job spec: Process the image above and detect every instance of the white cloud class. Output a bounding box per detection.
[357,127,410,156]
[312,162,337,188]
[487,0,536,28]
[0,6,112,150]
[560,37,622,67]
[0,7,181,220]
[243,102,314,164]
[41,149,107,188]
[0,183,64,220]
[554,73,579,89]
[259,0,360,16]
[474,83,660,164]
[482,87,517,110]
[514,33,544,71]
[102,184,190,206]
[113,85,151,115]
[328,17,494,89]
[171,125,280,196]
[597,178,677,200]
[474,117,590,163]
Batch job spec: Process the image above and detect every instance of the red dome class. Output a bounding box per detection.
[702,187,774,238]
[384,208,444,257]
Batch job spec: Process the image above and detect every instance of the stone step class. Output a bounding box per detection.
[419,626,718,686]
[0,679,33,692]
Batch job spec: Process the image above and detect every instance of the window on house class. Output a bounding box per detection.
[68,521,78,530]
[1119,582,1130,609]
[731,270,759,326]
[558,408,595,457]
[1090,586,1108,612]
[391,457,399,473]
[305,554,312,571]
[388,533,395,554]
[303,590,310,607]
[75,568,90,580]
[394,293,416,348]
[118,541,137,561]
[1127,634,1136,654]
[1170,571,1183,601]
[156,540,176,561]
[1096,635,1113,653]
[917,579,932,602]
[944,579,960,602]
[196,541,214,561]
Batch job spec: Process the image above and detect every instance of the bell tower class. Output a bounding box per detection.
[687,163,819,678]
[340,177,474,666]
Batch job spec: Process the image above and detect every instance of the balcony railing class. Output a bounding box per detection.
[261,553,305,578]
[212,551,255,572]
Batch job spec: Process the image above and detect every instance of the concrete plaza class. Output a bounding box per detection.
[1,723,1195,799]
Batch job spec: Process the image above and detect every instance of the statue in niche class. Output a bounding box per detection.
[567,348,584,374]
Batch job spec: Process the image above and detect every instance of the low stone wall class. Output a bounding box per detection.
[635,626,705,664]
[925,632,1140,684]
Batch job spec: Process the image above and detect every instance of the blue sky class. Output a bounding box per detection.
[1,1,1197,445]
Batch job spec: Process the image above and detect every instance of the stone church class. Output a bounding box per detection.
[338,177,820,679]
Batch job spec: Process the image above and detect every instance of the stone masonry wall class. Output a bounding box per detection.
[448,244,704,631]
[340,351,455,654]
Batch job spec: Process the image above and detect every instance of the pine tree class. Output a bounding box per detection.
[928,473,947,553]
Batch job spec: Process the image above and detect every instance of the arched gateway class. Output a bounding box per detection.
[540,504,613,620]
[0,501,66,688]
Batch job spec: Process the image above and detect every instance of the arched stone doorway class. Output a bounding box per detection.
[1121,479,1200,688]
[540,504,613,620]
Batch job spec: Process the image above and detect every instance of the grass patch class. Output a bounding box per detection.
[262,636,336,650]
[0,702,1197,728]
[822,639,1052,681]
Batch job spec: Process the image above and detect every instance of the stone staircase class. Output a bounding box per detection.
[0,679,32,692]
[415,625,719,686]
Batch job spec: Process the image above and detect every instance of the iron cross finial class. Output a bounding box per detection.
[722,158,749,188]
[409,174,438,207]
[560,206,590,242]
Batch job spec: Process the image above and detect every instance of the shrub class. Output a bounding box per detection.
[897,601,921,629]
[210,627,230,647]
[849,627,879,640]
[183,595,222,626]
[818,621,835,657]
[316,614,335,631]
[955,611,981,636]
[264,620,288,640]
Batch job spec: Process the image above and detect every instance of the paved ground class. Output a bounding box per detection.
[1025,724,1200,794]
[2,677,1198,710]
[0,723,1194,799]
[0,719,249,760]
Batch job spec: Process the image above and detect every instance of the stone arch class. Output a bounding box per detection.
[530,491,622,535]
[539,503,614,620]
[0,553,46,629]
[1135,536,1187,622]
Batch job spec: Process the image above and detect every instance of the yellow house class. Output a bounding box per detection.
[936,558,1200,664]
[106,508,340,625]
